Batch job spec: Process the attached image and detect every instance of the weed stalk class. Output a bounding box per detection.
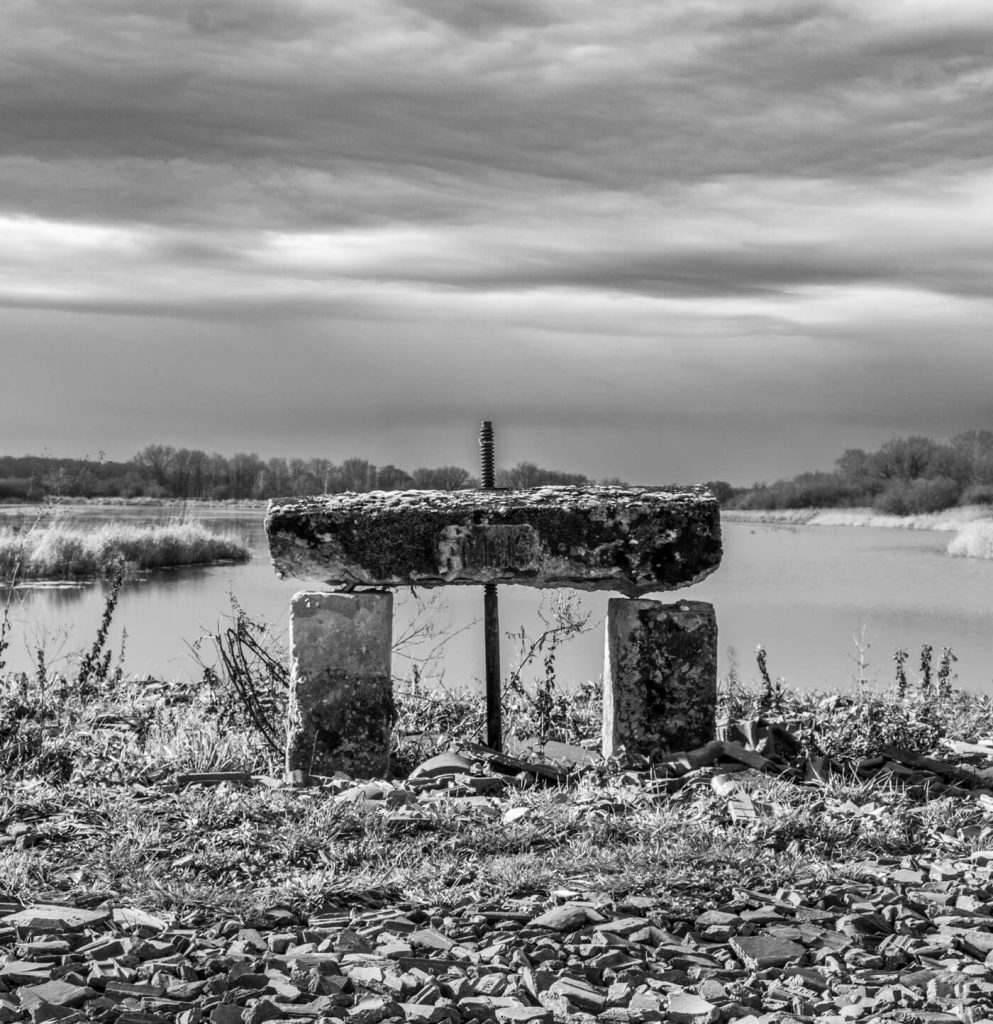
[894,648,909,699]
[938,645,958,699]
[504,593,593,745]
[920,643,933,695]
[76,560,125,692]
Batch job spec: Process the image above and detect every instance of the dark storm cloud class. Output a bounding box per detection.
[5,1,993,226]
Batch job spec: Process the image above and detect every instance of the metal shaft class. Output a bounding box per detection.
[479,420,495,488]
[480,420,502,751]
[483,583,501,750]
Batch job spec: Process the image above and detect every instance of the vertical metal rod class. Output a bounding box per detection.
[484,584,501,751]
[480,420,502,751]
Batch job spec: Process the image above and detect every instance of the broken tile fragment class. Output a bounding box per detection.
[729,936,806,969]
[547,978,606,1014]
[666,992,721,1024]
[3,906,110,933]
[529,905,588,932]
[112,909,168,935]
[493,1007,553,1024]
[19,981,97,1010]
[409,754,474,780]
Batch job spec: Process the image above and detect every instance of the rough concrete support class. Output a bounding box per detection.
[266,485,722,596]
[286,590,394,779]
[602,598,717,760]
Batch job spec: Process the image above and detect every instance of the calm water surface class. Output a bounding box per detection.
[2,507,991,694]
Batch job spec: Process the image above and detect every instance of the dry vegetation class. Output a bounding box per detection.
[0,520,250,580]
[947,520,993,560]
[3,586,993,918]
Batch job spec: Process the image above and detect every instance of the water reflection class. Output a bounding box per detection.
[2,582,91,608]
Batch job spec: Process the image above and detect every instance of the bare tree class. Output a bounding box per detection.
[411,466,471,490]
[169,448,196,498]
[501,462,589,488]
[341,458,376,492]
[132,444,175,490]
[377,464,414,490]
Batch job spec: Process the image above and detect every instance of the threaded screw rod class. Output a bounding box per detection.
[480,420,502,751]
[479,420,495,489]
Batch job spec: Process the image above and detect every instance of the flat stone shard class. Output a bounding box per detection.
[266,485,722,596]
[286,591,394,778]
[602,598,718,759]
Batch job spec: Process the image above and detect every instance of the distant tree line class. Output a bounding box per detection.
[11,433,987,512]
[726,430,993,513]
[0,446,620,502]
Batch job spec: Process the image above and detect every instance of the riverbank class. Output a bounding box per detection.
[0,498,266,520]
[0,520,251,580]
[725,504,993,560]
[723,503,993,531]
[38,495,267,509]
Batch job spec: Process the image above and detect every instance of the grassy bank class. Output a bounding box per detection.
[0,520,251,579]
[3,614,993,914]
[35,495,267,508]
[724,503,993,531]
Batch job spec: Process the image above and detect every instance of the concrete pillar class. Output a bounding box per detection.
[286,591,394,779]
[602,598,717,760]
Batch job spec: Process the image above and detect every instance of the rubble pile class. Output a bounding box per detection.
[9,853,993,1024]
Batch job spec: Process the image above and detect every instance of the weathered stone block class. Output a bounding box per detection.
[266,486,721,597]
[602,598,717,759]
[286,591,394,778]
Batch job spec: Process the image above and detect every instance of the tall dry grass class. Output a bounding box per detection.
[0,520,250,579]
[948,521,993,560]
[725,505,993,531]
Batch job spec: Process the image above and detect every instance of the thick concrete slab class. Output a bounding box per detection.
[287,591,394,778]
[266,485,721,597]
[602,598,717,759]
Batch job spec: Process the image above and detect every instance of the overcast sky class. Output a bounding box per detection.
[3,0,993,485]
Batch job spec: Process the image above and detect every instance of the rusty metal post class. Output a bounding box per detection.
[480,421,502,751]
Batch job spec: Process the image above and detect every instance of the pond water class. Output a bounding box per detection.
[2,506,992,695]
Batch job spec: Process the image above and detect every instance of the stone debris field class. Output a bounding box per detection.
[8,849,993,1024]
[9,726,993,1024]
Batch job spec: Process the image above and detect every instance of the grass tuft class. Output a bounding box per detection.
[948,520,993,559]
